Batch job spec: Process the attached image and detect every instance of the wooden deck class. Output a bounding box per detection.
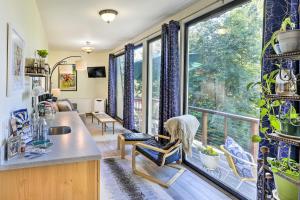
[186,146,257,200]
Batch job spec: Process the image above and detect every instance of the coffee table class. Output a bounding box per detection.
[91,112,117,135]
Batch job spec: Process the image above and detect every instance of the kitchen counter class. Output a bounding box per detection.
[0,111,101,171]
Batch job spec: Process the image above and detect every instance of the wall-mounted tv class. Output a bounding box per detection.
[87,66,106,78]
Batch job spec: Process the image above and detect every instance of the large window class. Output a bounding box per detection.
[148,38,161,134]
[116,54,125,119]
[134,46,143,131]
[185,1,263,199]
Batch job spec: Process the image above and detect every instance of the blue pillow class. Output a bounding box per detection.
[224,137,254,178]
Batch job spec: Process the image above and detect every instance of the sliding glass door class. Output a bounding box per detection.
[148,38,161,135]
[134,46,143,131]
[116,54,125,119]
[184,1,263,199]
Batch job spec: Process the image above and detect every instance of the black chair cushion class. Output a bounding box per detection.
[136,138,181,166]
[122,132,152,141]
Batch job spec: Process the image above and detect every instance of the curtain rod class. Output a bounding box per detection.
[112,0,222,55]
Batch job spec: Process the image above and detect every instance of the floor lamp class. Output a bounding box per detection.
[49,56,86,97]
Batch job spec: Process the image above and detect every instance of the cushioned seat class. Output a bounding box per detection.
[136,138,181,166]
[122,132,152,141]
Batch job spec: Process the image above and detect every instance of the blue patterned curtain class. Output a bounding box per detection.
[258,1,299,198]
[123,44,135,130]
[158,20,180,136]
[108,54,116,117]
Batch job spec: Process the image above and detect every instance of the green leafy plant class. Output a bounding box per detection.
[261,17,295,62]
[268,158,300,180]
[247,17,298,143]
[37,49,48,58]
[199,146,219,156]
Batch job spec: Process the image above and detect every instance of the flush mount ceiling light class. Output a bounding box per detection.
[99,9,118,23]
[81,41,95,54]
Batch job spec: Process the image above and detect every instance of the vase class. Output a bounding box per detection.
[274,173,298,200]
[275,69,296,96]
[199,151,220,170]
[278,30,300,53]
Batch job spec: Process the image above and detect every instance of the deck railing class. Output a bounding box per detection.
[133,99,259,161]
[188,106,259,161]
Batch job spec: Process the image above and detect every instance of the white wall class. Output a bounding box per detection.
[48,50,109,113]
[0,0,48,162]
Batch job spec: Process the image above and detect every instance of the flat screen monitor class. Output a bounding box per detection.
[87,66,106,78]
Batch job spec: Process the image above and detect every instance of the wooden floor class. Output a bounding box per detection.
[86,116,236,200]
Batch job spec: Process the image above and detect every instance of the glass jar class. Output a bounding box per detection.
[275,69,296,96]
[38,117,48,142]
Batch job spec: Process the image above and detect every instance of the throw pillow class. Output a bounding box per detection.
[224,137,254,178]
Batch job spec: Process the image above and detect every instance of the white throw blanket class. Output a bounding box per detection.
[164,115,200,156]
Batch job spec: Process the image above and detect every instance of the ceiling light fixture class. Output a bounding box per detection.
[81,41,95,54]
[99,9,118,23]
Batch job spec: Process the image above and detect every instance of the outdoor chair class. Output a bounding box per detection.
[220,137,257,189]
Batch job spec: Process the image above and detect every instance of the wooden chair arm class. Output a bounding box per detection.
[154,135,170,140]
[134,142,167,153]
[165,142,181,154]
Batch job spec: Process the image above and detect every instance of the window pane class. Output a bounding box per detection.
[116,55,125,119]
[149,39,161,134]
[134,46,143,131]
[185,1,263,199]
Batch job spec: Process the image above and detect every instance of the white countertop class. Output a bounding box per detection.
[0,112,101,171]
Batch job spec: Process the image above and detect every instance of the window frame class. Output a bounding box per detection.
[146,35,161,134]
[182,0,254,200]
[115,52,125,121]
[133,43,144,132]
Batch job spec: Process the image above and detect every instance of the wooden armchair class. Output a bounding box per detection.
[132,134,185,188]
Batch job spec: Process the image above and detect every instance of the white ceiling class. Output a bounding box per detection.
[36,0,198,51]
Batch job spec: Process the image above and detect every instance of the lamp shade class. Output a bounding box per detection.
[51,88,61,97]
[75,59,87,70]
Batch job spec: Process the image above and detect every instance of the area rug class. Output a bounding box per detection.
[101,158,173,200]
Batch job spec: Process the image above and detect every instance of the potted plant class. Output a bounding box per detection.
[36,49,48,73]
[279,106,300,139]
[198,146,220,170]
[37,49,48,59]
[262,17,296,55]
[268,158,299,200]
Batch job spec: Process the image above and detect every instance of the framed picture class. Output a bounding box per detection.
[58,64,77,91]
[6,135,21,160]
[12,109,32,144]
[6,23,25,97]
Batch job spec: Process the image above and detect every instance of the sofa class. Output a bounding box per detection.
[53,99,87,125]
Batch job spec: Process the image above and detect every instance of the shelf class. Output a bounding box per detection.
[266,51,300,60]
[25,73,48,77]
[269,133,300,146]
[265,94,300,101]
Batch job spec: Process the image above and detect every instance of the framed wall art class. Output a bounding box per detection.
[6,23,25,97]
[58,64,77,91]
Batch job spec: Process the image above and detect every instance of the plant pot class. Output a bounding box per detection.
[280,119,300,139]
[278,30,300,53]
[273,173,299,200]
[199,151,220,170]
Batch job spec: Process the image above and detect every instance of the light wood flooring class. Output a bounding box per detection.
[86,116,237,200]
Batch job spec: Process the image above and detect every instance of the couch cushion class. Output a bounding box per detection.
[224,137,254,178]
[57,101,72,112]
